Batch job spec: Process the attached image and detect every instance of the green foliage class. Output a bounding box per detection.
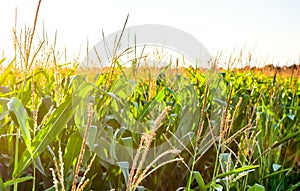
[0,60,299,190]
[248,183,265,191]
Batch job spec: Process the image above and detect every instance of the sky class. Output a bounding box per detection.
[0,0,300,67]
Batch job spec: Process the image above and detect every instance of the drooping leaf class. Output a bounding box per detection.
[13,80,95,177]
[7,97,32,155]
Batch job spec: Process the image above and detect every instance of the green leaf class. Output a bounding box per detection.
[287,181,300,191]
[117,161,130,186]
[63,132,82,177]
[192,171,207,191]
[121,137,133,157]
[219,153,234,173]
[13,95,76,177]
[34,156,47,176]
[248,183,265,191]
[215,165,259,179]
[262,168,291,180]
[87,125,97,151]
[0,177,8,191]
[0,98,10,114]
[272,131,300,148]
[7,97,32,155]
[0,58,14,85]
[4,176,33,187]
[211,182,223,191]
[13,82,94,177]
[138,88,166,121]
[154,87,166,101]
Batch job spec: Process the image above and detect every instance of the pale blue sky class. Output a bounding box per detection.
[0,0,299,67]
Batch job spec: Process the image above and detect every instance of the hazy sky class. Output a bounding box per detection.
[0,0,300,67]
